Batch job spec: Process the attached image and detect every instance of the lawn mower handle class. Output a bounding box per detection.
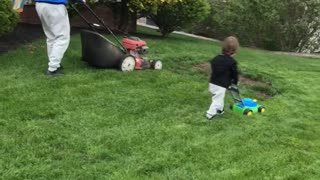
[70,3,98,33]
[228,84,239,92]
[70,3,128,54]
[228,84,244,104]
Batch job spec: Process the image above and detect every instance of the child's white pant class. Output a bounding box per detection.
[207,83,226,118]
[35,3,70,72]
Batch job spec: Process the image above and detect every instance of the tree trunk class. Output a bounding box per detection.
[119,0,129,33]
[129,11,137,33]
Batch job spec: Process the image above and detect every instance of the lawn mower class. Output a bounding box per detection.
[122,36,162,70]
[70,3,162,71]
[229,84,266,116]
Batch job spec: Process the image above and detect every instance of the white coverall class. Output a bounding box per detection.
[206,83,227,118]
[35,3,70,72]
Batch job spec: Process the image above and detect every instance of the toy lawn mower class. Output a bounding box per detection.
[229,84,266,116]
[70,3,162,71]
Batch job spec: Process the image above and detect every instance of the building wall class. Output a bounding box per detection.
[20,6,41,24]
[19,5,136,33]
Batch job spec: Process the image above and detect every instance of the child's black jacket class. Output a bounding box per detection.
[209,54,238,88]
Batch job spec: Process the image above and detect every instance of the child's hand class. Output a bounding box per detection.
[229,84,239,92]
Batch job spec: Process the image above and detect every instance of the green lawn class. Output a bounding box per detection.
[1,27,320,179]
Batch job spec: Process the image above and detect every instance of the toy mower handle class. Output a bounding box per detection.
[228,84,239,92]
[228,84,243,103]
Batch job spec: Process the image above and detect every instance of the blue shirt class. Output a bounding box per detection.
[35,0,68,5]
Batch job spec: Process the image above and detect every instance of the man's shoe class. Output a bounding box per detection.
[46,67,64,76]
[217,109,225,115]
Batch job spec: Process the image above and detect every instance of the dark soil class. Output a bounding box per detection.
[193,63,210,71]
[239,76,272,87]
[0,24,44,54]
[256,91,271,99]
[193,63,274,99]
[0,23,83,55]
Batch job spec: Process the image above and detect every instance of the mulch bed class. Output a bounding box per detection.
[0,24,44,54]
[0,23,83,55]
[193,63,274,99]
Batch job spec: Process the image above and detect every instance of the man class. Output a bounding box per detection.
[35,0,84,75]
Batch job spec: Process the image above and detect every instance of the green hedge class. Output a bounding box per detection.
[0,0,19,36]
[149,0,210,37]
[192,0,320,52]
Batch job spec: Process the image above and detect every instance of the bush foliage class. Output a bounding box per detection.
[149,0,210,37]
[0,0,19,36]
[194,0,320,52]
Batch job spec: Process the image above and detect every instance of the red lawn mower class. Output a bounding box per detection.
[122,37,162,70]
[70,3,163,71]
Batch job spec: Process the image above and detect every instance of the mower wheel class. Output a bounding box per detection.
[258,106,266,113]
[230,104,234,110]
[151,60,163,70]
[120,55,136,72]
[244,109,253,116]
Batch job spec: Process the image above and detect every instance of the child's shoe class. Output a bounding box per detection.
[217,109,225,115]
[206,113,217,120]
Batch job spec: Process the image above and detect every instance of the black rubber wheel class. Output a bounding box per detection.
[243,109,253,116]
[119,55,136,72]
[151,60,163,70]
[258,106,266,113]
[230,104,234,110]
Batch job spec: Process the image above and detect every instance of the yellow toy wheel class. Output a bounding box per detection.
[258,106,266,113]
[244,109,253,116]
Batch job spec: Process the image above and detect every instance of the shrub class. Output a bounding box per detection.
[0,0,19,36]
[194,0,320,52]
[149,0,210,37]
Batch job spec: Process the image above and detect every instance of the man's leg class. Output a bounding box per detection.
[207,84,226,119]
[36,3,70,72]
[35,3,55,66]
[48,4,70,72]
[47,38,55,62]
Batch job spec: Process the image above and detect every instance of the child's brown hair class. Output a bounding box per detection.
[222,36,240,56]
